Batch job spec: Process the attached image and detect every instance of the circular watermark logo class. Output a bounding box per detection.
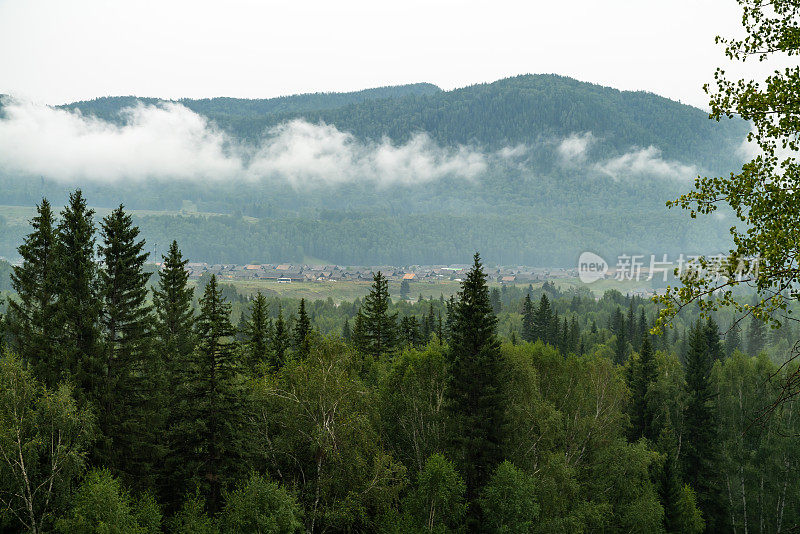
[578,252,608,283]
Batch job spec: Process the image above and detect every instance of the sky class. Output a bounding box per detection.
[0,0,776,108]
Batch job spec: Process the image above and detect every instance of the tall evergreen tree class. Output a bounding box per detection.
[636,308,647,352]
[703,317,723,363]
[152,240,196,506]
[682,322,728,532]
[353,271,398,359]
[746,313,767,355]
[6,199,59,387]
[533,293,552,344]
[444,295,456,342]
[240,291,271,372]
[400,316,421,348]
[53,190,102,397]
[628,336,657,442]
[96,205,156,482]
[445,253,506,526]
[153,241,195,372]
[611,307,629,364]
[271,307,290,371]
[723,321,741,359]
[294,298,311,358]
[342,317,351,341]
[171,275,247,513]
[521,293,534,342]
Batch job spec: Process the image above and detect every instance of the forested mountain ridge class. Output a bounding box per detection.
[56,74,747,171]
[59,82,442,123]
[0,75,750,264]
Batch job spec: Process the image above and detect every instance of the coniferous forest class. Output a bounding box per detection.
[1,191,799,533]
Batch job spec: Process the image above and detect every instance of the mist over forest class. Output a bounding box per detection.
[0,74,749,265]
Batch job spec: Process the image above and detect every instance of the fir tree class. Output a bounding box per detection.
[153,241,195,370]
[445,253,506,523]
[628,336,657,442]
[444,296,456,343]
[489,287,502,314]
[294,298,311,358]
[569,315,580,354]
[342,317,351,341]
[152,240,196,506]
[53,190,102,397]
[400,279,410,300]
[353,271,398,359]
[611,307,628,364]
[682,322,728,531]
[725,321,742,359]
[746,313,767,355]
[400,316,421,348]
[6,199,59,387]
[704,317,723,362]
[636,308,647,352]
[240,291,271,372]
[533,294,552,344]
[521,293,534,342]
[171,275,247,513]
[97,205,156,483]
[272,307,290,371]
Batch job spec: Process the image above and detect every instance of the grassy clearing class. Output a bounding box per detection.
[209,279,466,303]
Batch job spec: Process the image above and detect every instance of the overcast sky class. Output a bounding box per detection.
[0,0,774,108]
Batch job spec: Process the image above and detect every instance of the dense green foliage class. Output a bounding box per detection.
[3,193,800,533]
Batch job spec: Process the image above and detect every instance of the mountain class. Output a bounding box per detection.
[0,75,749,266]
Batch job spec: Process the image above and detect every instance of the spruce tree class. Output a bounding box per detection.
[294,298,311,358]
[153,241,195,372]
[533,294,552,344]
[152,240,195,506]
[723,322,741,359]
[521,293,534,342]
[400,315,421,348]
[96,205,156,483]
[682,322,728,531]
[636,308,647,352]
[353,271,398,359]
[746,313,767,355]
[611,307,628,364]
[704,317,723,362]
[53,190,102,397]
[272,307,290,371]
[569,316,580,354]
[445,253,506,523]
[6,199,59,387]
[171,275,247,513]
[444,296,456,342]
[628,336,657,442]
[240,291,271,372]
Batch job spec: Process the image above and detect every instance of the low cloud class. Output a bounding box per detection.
[249,120,486,186]
[593,145,697,181]
[557,132,594,163]
[0,99,700,187]
[0,98,486,186]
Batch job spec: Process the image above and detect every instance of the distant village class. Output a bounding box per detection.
[168,262,580,285]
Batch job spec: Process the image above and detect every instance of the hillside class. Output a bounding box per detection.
[0,75,750,265]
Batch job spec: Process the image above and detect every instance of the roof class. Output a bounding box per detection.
[402,273,416,280]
